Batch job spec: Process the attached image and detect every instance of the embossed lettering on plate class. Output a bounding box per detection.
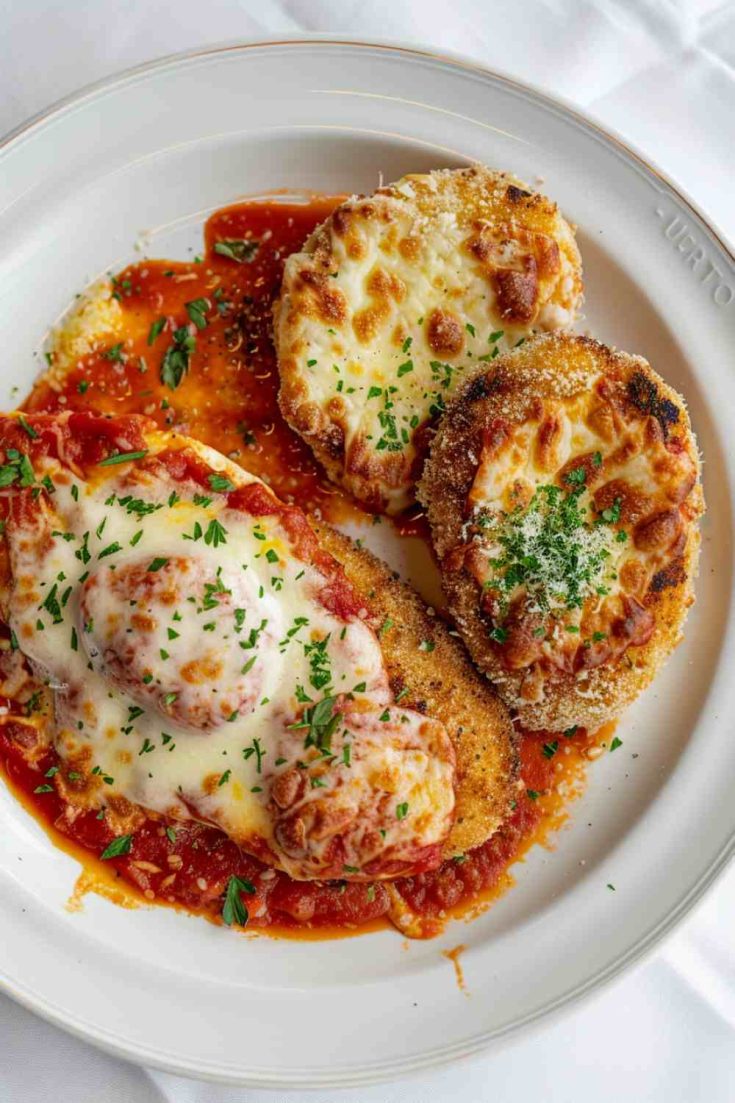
[656,206,733,306]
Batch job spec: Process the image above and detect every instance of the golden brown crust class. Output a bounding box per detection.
[419,333,704,730]
[311,520,518,856]
[275,166,583,515]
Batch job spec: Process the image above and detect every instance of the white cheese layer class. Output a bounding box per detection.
[6,442,454,878]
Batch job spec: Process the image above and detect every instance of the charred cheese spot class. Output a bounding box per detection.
[275,166,583,514]
[427,308,465,356]
[3,412,456,880]
[420,333,703,730]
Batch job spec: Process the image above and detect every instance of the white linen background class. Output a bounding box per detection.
[1,1,734,1099]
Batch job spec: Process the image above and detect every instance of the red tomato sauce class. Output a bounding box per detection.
[2,195,608,937]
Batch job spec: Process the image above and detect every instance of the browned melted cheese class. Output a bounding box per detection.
[275,167,583,514]
[420,333,703,730]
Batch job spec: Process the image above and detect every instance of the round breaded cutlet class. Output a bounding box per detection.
[310,521,518,858]
[275,165,583,516]
[419,333,704,732]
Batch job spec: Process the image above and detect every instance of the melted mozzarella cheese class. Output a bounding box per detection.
[276,166,583,513]
[6,442,454,879]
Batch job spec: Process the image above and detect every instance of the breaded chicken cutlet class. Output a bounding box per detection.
[275,165,583,515]
[419,333,703,731]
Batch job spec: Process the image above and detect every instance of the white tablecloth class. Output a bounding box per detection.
[1,2,734,1099]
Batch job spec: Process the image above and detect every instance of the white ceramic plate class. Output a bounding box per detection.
[0,37,733,1089]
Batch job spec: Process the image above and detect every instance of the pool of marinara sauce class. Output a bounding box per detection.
[6,195,609,937]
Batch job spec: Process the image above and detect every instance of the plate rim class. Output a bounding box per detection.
[3,33,733,265]
[0,33,734,1088]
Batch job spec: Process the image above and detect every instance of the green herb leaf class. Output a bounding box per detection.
[100,834,133,860]
[98,450,148,467]
[185,298,209,331]
[221,875,256,926]
[161,326,196,390]
[208,473,235,492]
[214,239,260,264]
[147,557,169,572]
[147,317,166,346]
[17,415,38,440]
[203,519,228,548]
[102,342,125,363]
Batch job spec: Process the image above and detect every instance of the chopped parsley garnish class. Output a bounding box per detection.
[242,737,266,772]
[185,298,209,331]
[183,521,203,542]
[39,583,63,625]
[147,317,166,345]
[542,740,558,759]
[0,449,35,488]
[418,639,435,653]
[97,541,122,560]
[33,784,54,794]
[102,342,125,363]
[214,239,259,264]
[396,802,409,820]
[166,826,177,844]
[598,497,622,525]
[208,473,235,492]
[17,415,38,439]
[609,736,623,753]
[203,519,228,547]
[147,557,169,572]
[526,789,540,801]
[161,326,196,390]
[218,769,231,787]
[477,479,617,626]
[98,450,148,466]
[100,834,132,860]
[221,875,256,926]
[293,696,340,755]
[563,725,578,738]
[304,635,332,693]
